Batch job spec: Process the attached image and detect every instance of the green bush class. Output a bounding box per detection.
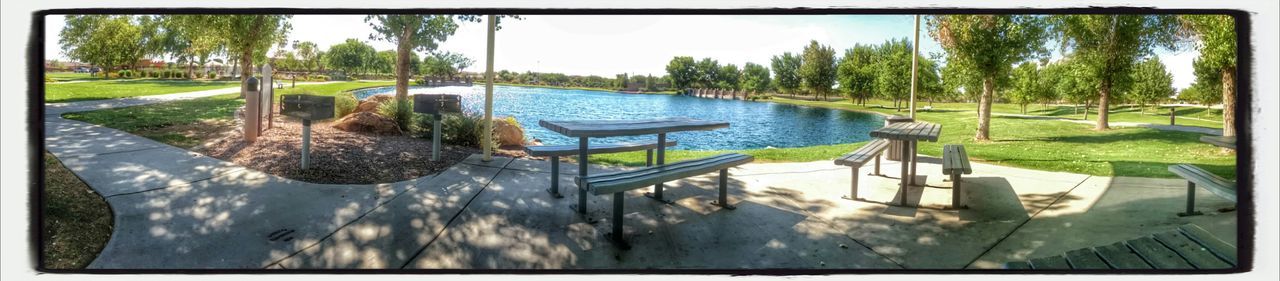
[375,98,414,131]
[207,71,218,79]
[415,112,499,149]
[334,94,358,118]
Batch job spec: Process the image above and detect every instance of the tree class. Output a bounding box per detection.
[1008,62,1051,114]
[294,41,319,73]
[928,15,1049,141]
[366,15,467,105]
[217,15,291,95]
[694,58,721,89]
[1053,58,1101,119]
[739,62,772,94]
[872,38,914,109]
[717,64,741,90]
[59,15,148,78]
[665,56,698,89]
[1128,57,1175,113]
[771,52,803,97]
[1177,15,1237,137]
[374,50,397,75]
[798,40,837,100]
[422,51,473,79]
[836,44,877,105]
[325,39,376,77]
[1051,15,1179,130]
[917,52,945,105]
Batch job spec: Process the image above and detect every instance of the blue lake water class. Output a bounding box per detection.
[352,85,884,150]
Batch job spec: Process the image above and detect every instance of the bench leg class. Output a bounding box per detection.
[873,153,881,176]
[607,192,631,250]
[951,174,966,209]
[842,167,860,201]
[576,137,589,215]
[645,133,672,204]
[646,149,653,167]
[712,169,736,210]
[547,156,564,198]
[1178,181,1203,216]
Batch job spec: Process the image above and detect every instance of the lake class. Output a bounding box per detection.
[352,85,884,150]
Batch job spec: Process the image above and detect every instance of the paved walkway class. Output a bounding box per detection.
[44,88,1237,269]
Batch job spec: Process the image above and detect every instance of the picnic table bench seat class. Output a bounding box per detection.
[1168,164,1237,216]
[578,153,754,249]
[834,138,890,200]
[942,144,972,208]
[524,140,677,198]
[1004,224,1237,270]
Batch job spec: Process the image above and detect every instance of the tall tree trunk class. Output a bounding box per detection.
[975,76,994,141]
[1084,100,1091,120]
[395,28,412,102]
[1221,66,1236,137]
[186,60,195,79]
[239,50,253,98]
[1096,81,1111,130]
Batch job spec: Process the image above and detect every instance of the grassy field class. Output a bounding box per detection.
[45,72,105,82]
[45,79,239,103]
[275,80,396,97]
[758,97,1234,178]
[42,152,113,269]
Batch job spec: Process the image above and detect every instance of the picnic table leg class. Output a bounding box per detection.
[608,192,631,250]
[910,140,918,186]
[645,133,672,204]
[1178,181,1203,216]
[712,169,736,209]
[576,137,589,214]
[899,139,910,206]
[547,156,563,198]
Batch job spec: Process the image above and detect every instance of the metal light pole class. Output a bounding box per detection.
[909,15,921,120]
[482,15,497,162]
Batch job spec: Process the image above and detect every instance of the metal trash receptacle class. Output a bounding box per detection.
[884,115,913,161]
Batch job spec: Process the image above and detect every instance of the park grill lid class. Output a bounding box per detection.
[413,94,462,115]
[281,94,335,120]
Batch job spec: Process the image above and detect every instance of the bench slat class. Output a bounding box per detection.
[942,144,972,175]
[1177,224,1238,266]
[1004,261,1032,269]
[835,139,889,166]
[1064,248,1110,269]
[1152,229,1233,269]
[525,141,677,157]
[1127,236,1194,269]
[584,153,754,195]
[1094,241,1153,269]
[1168,164,1237,202]
[1028,255,1071,269]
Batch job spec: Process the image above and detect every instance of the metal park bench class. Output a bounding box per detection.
[1004,224,1237,270]
[834,138,890,200]
[942,144,973,208]
[579,153,754,249]
[524,140,677,198]
[1168,164,1237,216]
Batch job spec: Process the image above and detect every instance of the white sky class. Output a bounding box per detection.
[44,14,1199,89]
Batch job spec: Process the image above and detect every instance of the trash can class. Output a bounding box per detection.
[883,115,913,161]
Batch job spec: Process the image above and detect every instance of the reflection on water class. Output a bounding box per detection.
[352,85,884,150]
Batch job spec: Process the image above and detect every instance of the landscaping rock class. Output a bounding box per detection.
[331,112,403,135]
[354,94,395,114]
[493,117,526,146]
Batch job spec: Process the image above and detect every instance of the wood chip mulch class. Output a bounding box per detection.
[195,118,517,184]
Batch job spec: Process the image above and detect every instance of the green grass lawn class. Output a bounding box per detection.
[45,79,239,103]
[983,102,1223,129]
[43,151,113,269]
[45,72,105,82]
[275,80,396,97]
[736,97,1236,179]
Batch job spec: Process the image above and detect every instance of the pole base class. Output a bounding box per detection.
[1177,211,1204,217]
[643,192,673,204]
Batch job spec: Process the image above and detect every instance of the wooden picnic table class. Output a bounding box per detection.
[1199,135,1236,150]
[869,121,942,206]
[539,117,730,215]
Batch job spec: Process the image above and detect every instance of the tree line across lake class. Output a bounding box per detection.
[663,15,1238,139]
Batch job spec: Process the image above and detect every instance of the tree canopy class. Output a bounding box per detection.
[739,62,772,93]
[1050,14,1179,129]
[1127,57,1175,110]
[798,40,837,100]
[770,52,802,96]
[837,44,877,105]
[665,56,698,89]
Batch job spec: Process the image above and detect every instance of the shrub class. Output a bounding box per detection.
[206,71,218,79]
[333,94,358,118]
[375,98,414,131]
[414,111,499,149]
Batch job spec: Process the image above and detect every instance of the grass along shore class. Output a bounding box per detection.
[45,79,239,103]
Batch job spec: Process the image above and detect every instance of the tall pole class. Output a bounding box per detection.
[910,15,921,120]
[482,15,496,162]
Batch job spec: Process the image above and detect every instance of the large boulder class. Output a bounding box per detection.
[492,117,526,146]
[331,111,403,135]
[354,94,395,114]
